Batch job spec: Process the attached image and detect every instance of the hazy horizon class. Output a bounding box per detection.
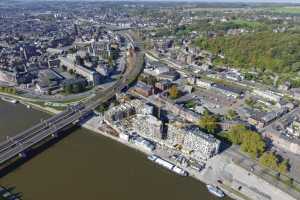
[8,0,300,3]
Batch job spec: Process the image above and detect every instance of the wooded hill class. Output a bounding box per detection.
[195,31,300,74]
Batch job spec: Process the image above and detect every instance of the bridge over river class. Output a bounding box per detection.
[0,35,144,166]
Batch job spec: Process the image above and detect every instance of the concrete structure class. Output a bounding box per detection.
[0,70,17,84]
[144,65,170,76]
[212,83,243,99]
[248,107,288,129]
[253,89,282,102]
[104,99,153,122]
[0,28,145,166]
[132,81,153,97]
[263,130,300,154]
[59,56,100,85]
[166,122,220,161]
[0,104,90,165]
[196,79,213,89]
[132,135,156,152]
[131,114,164,141]
[263,108,300,154]
[155,80,172,91]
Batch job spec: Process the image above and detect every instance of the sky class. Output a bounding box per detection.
[14,0,300,2]
[7,0,300,3]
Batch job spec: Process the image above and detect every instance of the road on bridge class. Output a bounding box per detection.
[0,32,145,166]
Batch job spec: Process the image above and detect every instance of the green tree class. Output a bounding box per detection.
[198,114,219,134]
[139,75,157,86]
[194,31,300,82]
[287,178,294,188]
[10,88,16,94]
[245,98,255,107]
[291,62,300,72]
[241,131,265,158]
[259,152,278,171]
[226,109,239,120]
[227,124,247,145]
[203,108,213,116]
[185,100,196,108]
[278,159,289,175]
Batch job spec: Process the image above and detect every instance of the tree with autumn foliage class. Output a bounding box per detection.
[198,111,219,134]
[169,84,180,99]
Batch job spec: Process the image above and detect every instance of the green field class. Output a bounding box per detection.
[231,19,264,29]
[270,6,300,14]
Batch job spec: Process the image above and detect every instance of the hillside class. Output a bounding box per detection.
[195,31,300,74]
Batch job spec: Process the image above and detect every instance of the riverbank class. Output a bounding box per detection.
[0,92,88,115]
[2,99,296,200]
[81,114,298,200]
[81,116,245,200]
[1,100,227,200]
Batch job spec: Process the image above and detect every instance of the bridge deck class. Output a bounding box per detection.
[0,31,144,166]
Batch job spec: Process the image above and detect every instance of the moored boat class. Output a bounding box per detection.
[206,184,225,198]
[147,154,188,176]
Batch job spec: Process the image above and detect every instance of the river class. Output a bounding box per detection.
[0,100,232,200]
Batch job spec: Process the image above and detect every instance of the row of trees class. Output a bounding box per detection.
[259,151,289,175]
[196,105,291,176]
[227,125,265,158]
[198,109,239,134]
[0,86,17,95]
[138,75,158,86]
[226,124,289,174]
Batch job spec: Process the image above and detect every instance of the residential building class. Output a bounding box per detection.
[59,56,101,85]
[253,89,282,102]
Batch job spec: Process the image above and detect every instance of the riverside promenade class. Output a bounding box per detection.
[81,115,298,200]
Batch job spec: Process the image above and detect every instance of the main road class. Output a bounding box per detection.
[0,31,144,166]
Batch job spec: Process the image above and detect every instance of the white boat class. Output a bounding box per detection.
[147,155,188,176]
[207,184,225,198]
[147,155,158,162]
[172,166,188,176]
[1,97,18,104]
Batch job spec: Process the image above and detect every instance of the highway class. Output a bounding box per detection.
[0,32,144,165]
